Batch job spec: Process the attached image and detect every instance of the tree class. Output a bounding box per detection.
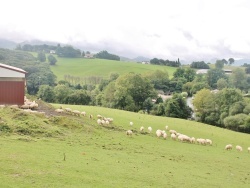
[37,85,55,102]
[206,68,226,88]
[48,54,57,65]
[230,68,248,91]
[221,59,228,65]
[82,51,85,57]
[228,58,235,65]
[215,60,224,69]
[143,97,153,113]
[37,52,46,62]
[54,85,72,103]
[190,61,209,69]
[184,68,196,82]
[94,50,120,61]
[217,78,228,90]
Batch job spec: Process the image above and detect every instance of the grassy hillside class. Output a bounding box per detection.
[49,57,177,81]
[1,103,250,187]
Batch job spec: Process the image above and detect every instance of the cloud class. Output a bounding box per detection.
[0,0,250,61]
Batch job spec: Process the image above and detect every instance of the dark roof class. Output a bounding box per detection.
[0,63,27,74]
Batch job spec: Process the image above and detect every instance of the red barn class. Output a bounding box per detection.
[0,63,27,105]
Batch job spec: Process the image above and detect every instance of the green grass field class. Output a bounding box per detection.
[1,104,250,187]
[49,57,177,81]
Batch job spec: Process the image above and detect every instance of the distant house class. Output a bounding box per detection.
[84,54,94,58]
[196,69,209,74]
[50,50,56,54]
[142,61,150,64]
[0,63,27,105]
[196,69,232,74]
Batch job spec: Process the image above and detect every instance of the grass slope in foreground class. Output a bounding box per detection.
[0,104,250,187]
[50,57,177,81]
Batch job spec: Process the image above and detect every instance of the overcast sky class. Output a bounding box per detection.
[1,0,250,61]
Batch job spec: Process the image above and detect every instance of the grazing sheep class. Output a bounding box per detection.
[65,108,72,113]
[190,137,196,144]
[169,130,177,135]
[20,104,30,109]
[89,114,93,119]
[105,120,110,125]
[81,111,86,116]
[55,109,64,113]
[165,125,168,130]
[163,132,167,139]
[225,144,233,150]
[140,126,144,132]
[97,119,102,125]
[148,126,152,133]
[126,130,133,136]
[29,101,38,109]
[0,105,5,108]
[171,133,177,140]
[72,110,81,116]
[196,138,204,145]
[156,130,162,138]
[205,139,212,146]
[236,145,243,152]
[130,122,133,126]
[248,147,250,153]
[97,114,102,119]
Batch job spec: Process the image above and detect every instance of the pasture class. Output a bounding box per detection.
[1,104,249,187]
[49,57,177,81]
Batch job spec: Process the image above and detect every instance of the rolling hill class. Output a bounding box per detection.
[0,103,249,187]
[49,57,177,81]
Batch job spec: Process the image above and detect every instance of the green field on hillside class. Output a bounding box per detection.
[49,57,177,81]
[1,104,249,187]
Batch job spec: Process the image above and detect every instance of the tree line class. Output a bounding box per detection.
[150,58,181,67]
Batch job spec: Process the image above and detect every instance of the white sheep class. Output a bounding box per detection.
[169,130,177,135]
[140,126,144,132]
[126,130,133,136]
[190,137,196,144]
[236,145,243,152]
[81,111,86,116]
[197,138,206,145]
[148,127,152,133]
[97,114,102,119]
[248,147,250,153]
[55,109,64,113]
[171,133,177,140]
[163,132,167,139]
[156,130,162,138]
[65,108,72,113]
[97,119,102,125]
[105,120,110,125]
[130,122,133,126]
[225,144,233,150]
[165,125,169,130]
[72,110,81,116]
[205,139,212,146]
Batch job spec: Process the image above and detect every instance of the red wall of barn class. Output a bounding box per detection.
[0,81,25,105]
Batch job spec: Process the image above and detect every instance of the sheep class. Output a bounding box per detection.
[148,126,152,133]
[163,132,168,139]
[0,105,5,108]
[107,118,113,123]
[55,109,64,113]
[140,126,144,132]
[97,114,102,119]
[169,130,177,135]
[29,101,38,109]
[165,125,169,130]
[89,114,93,119]
[190,137,196,144]
[72,110,81,116]
[81,111,86,116]
[225,144,233,150]
[248,147,250,153]
[126,130,133,136]
[196,138,206,145]
[171,133,177,140]
[20,104,30,109]
[65,108,72,113]
[156,130,162,138]
[205,139,212,146]
[97,119,102,125]
[130,122,133,126]
[236,145,243,152]
[105,120,110,125]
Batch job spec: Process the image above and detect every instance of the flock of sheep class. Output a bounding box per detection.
[127,123,250,153]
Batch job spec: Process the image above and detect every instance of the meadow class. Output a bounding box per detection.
[49,57,177,81]
[1,104,250,187]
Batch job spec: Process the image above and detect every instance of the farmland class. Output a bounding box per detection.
[0,104,249,187]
